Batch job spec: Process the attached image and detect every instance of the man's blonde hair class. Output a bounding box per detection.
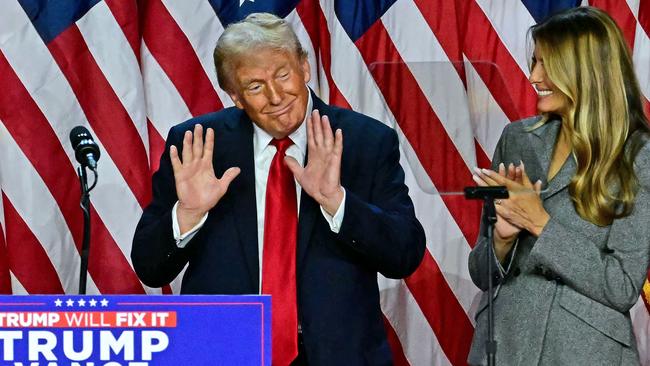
[213,13,308,92]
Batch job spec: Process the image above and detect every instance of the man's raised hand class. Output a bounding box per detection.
[170,124,240,233]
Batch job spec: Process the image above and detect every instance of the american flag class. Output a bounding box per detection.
[0,0,649,364]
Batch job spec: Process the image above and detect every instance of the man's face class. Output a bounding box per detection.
[227,48,311,139]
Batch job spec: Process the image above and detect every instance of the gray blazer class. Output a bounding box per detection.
[467,117,650,366]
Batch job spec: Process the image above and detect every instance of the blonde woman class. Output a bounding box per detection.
[468,7,650,365]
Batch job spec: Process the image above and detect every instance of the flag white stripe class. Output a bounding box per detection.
[464,55,510,158]
[474,0,536,77]
[9,272,28,295]
[382,0,478,170]
[0,1,156,294]
[379,276,453,366]
[625,0,641,18]
[141,42,194,139]
[0,121,101,294]
[161,0,234,108]
[286,10,322,94]
[317,0,477,319]
[76,1,149,156]
[633,21,650,102]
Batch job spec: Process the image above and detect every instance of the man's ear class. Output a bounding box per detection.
[228,91,244,110]
[301,57,311,84]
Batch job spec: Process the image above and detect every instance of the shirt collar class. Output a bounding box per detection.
[253,86,312,157]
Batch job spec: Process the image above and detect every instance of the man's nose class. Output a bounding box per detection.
[266,81,283,104]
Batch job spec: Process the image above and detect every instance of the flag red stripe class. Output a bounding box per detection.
[0,206,12,294]
[140,0,224,117]
[3,194,64,294]
[296,0,351,108]
[413,0,467,85]
[148,119,166,175]
[462,0,537,120]
[0,52,145,294]
[637,0,650,38]
[105,0,140,59]
[591,0,637,49]
[47,26,152,208]
[383,315,411,366]
[356,20,480,244]
[405,253,474,365]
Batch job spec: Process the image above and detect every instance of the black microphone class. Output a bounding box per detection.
[70,126,101,170]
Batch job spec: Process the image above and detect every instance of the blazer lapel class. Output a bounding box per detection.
[222,113,260,291]
[296,92,334,274]
[523,119,575,200]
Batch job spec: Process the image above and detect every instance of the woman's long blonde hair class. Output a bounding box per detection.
[530,6,649,226]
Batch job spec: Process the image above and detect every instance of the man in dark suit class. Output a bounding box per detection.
[132,12,425,366]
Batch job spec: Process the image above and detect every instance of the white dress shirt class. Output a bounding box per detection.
[171,89,346,292]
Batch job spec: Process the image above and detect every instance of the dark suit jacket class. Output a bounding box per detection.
[132,93,426,365]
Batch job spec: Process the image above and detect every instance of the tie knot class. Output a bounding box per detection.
[271,137,294,154]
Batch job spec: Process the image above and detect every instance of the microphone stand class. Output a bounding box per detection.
[77,165,98,295]
[464,186,509,366]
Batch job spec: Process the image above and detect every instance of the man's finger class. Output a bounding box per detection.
[203,128,215,162]
[322,115,334,150]
[498,162,506,176]
[170,145,181,175]
[182,130,193,163]
[193,124,204,159]
[219,167,241,188]
[333,129,343,157]
[284,156,304,179]
[312,109,323,147]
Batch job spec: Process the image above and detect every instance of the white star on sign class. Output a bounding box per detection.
[239,0,255,6]
[54,299,62,307]
[66,299,75,307]
[89,299,97,307]
[100,298,109,307]
[78,299,86,307]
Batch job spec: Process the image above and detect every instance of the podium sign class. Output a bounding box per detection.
[0,295,271,365]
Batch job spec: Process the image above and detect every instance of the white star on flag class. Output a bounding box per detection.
[239,0,254,6]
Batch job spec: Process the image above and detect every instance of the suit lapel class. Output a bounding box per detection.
[526,119,576,200]
[222,112,260,291]
[296,93,335,274]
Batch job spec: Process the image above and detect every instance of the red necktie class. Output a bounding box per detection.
[262,137,298,366]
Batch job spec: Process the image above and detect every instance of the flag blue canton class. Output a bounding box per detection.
[17,0,101,44]
[520,0,581,23]
[334,0,397,41]
[207,0,301,26]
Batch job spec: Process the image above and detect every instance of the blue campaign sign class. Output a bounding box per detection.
[0,295,271,365]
